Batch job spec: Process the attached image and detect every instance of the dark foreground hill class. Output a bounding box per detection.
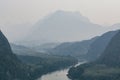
[0,31,31,80]
[0,31,78,80]
[68,30,120,80]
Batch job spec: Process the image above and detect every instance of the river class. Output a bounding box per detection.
[37,61,86,80]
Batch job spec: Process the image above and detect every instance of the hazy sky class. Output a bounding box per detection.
[0,0,120,26]
[0,0,120,42]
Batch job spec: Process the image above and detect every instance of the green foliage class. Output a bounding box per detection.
[18,55,78,79]
[0,31,31,80]
[68,30,120,80]
[0,31,78,80]
[68,66,84,79]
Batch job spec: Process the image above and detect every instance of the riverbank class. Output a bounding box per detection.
[37,61,86,80]
[18,55,78,80]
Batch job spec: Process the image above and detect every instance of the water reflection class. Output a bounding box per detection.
[37,62,86,80]
[40,69,70,80]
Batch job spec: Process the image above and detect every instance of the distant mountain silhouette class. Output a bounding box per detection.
[49,37,98,60]
[16,11,120,46]
[11,43,44,56]
[24,10,107,45]
[30,42,60,53]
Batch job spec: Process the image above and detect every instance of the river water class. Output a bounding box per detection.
[37,61,86,80]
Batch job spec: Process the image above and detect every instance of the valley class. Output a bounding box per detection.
[1,7,120,80]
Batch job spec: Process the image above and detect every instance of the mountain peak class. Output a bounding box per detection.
[54,10,81,15]
[24,10,106,45]
[51,10,90,23]
[0,31,12,54]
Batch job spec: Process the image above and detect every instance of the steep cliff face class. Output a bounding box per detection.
[0,31,12,54]
[0,31,31,80]
[98,30,120,67]
[87,30,118,61]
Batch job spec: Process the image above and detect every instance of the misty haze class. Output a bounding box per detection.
[0,0,120,80]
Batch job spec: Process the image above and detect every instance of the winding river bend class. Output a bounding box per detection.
[37,61,86,80]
